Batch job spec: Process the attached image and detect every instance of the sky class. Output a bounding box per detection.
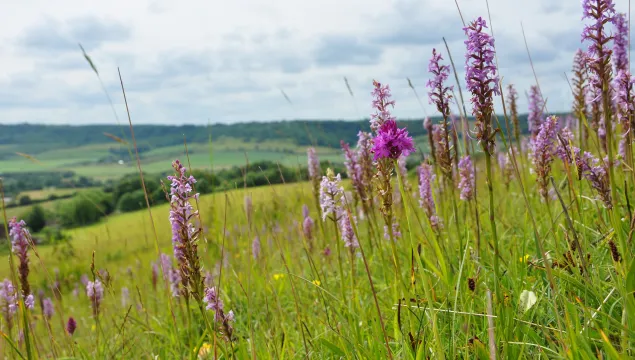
[0,0,630,125]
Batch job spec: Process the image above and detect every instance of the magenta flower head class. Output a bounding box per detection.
[9,218,33,308]
[528,85,545,139]
[418,163,442,231]
[372,120,416,161]
[458,155,475,201]
[42,297,54,320]
[427,48,454,118]
[319,169,344,221]
[613,12,628,73]
[370,80,396,131]
[464,17,500,153]
[339,212,359,249]
[531,116,560,199]
[66,317,77,335]
[86,279,104,317]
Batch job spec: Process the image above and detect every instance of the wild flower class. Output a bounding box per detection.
[319,170,344,221]
[302,216,314,242]
[531,116,560,199]
[121,287,129,308]
[558,139,613,208]
[582,0,616,79]
[42,297,54,320]
[370,80,396,131]
[426,48,453,119]
[572,49,590,120]
[528,85,545,139]
[612,64,634,161]
[613,13,628,73]
[507,84,520,143]
[168,159,203,300]
[464,17,500,154]
[86,279,104,317]
[356,131,374,190]
[383,222,402,241]
[397,155,411,191]
[203,287,235,341]
[66,317,77,335]
[432,124,452,179]
[341,140,365,201]
[9,218,33,309]
[151,262,159,290]
[424,117,437,164]
[307,147,321,181]
[252,236,261,260]
[427,48,456,181]
[458,155,475,201]
[302,204,310,219]
[372,119,415,161]
[0,279,17,329]
[418,163,442,231]
[339,211,359,249]
[244,195,253,226]
[582,0,616,158]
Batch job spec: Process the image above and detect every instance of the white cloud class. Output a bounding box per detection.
[0,0,631,124]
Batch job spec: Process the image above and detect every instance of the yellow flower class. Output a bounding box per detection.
[91,324,96,332]
[312,279,321,286]
[198,342,213,359]
[273,273,285,280]
[519,254,530,263]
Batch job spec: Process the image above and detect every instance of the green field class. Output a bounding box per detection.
[0,137,345,180]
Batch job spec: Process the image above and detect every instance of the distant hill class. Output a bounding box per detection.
[0,113,565,157]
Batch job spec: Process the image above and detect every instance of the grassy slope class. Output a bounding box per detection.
[0,151,628,358]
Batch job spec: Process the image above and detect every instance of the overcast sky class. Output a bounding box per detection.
[0,0,630,125]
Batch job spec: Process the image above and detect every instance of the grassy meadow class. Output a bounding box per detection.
[2,1,635,359]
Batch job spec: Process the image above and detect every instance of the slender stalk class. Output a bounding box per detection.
[484,155,500,300]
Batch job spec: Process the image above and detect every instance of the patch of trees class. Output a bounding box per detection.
[0,171,101,198]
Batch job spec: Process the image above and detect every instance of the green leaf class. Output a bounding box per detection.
[319,338,345,357]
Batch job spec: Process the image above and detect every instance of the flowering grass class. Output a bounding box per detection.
[1,1,635,358]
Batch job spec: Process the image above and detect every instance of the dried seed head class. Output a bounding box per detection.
[468,278,476,292]
[608,240,621,262]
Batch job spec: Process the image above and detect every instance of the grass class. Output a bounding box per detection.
[1,141,633,358]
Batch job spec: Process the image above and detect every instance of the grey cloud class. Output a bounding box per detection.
[369,0,464,46]
[17,16,131,54]
[313,35,382,67]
